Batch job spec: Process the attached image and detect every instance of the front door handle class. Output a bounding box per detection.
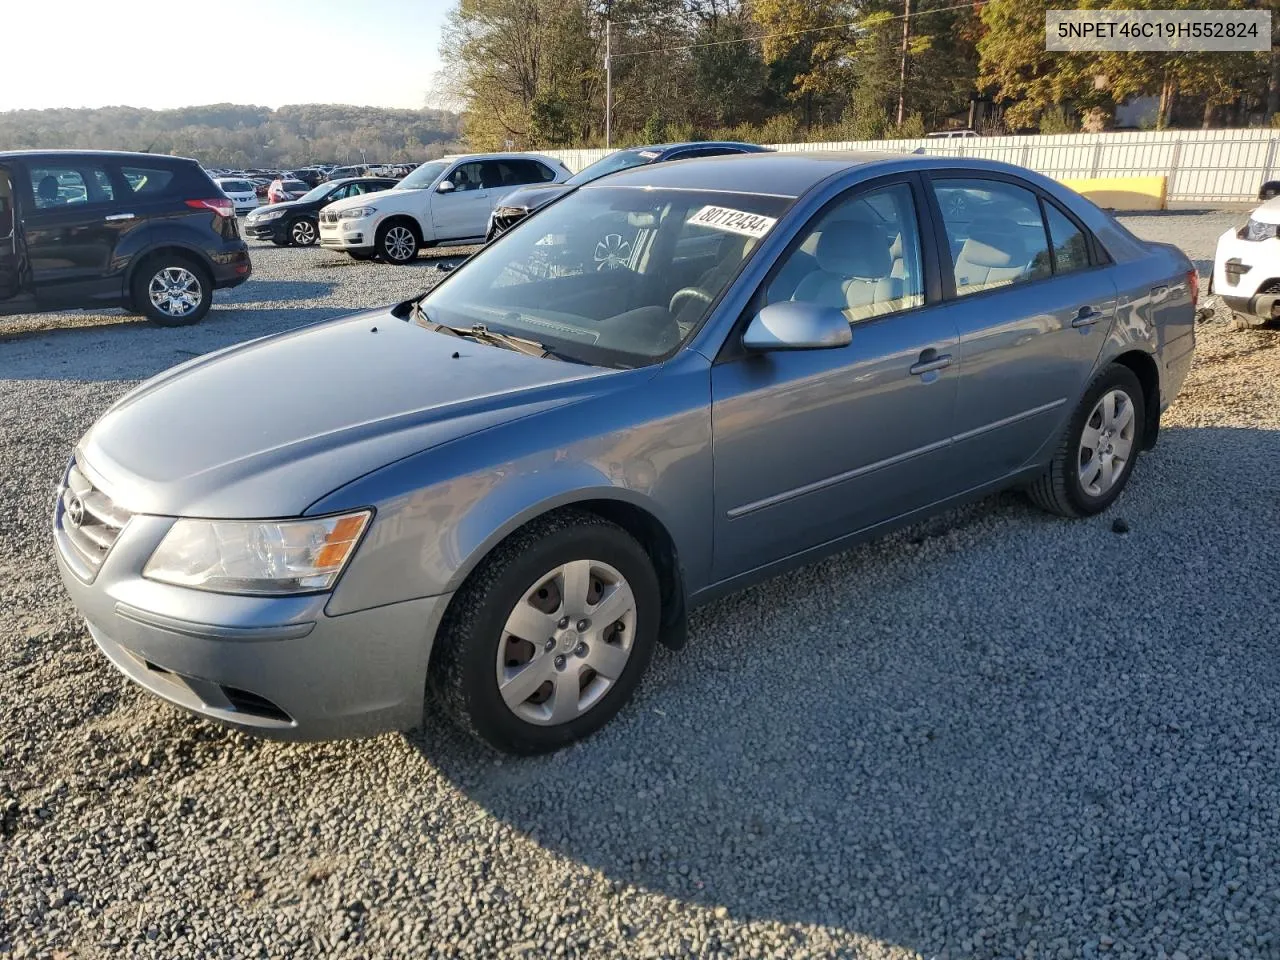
[909,351,953,376]
[1071,306,1105,328]
[104,213,135,221]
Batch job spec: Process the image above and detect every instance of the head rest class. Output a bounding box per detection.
[37,176,59,201]
[959,218,1026,269]
[813,220,891,278]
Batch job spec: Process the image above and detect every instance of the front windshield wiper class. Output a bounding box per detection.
[413,302,580,362]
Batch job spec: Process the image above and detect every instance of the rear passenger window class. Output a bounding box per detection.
[30,164,115,208]
[1042,201,1091,275]
[933,178,1052,296]
[765,182,925,324]
[121,166,175,196]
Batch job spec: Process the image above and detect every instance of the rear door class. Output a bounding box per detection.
[20,156,134,307]
[430,160,491,240]
[927,174,1118,488]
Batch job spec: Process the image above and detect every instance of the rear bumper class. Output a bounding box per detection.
[210,244,252,289]
[54,495,448,741]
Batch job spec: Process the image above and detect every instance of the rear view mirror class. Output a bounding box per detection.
[742,301,851,351]
[436,180,455,194]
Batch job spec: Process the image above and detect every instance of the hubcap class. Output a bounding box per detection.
[292,220,316,244]
[147,267,202,317]
[1078,388,1136,497]
[384,226,416,262]
[495,559,637,726]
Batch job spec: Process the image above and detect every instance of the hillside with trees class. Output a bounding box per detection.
[0,104,463,168]
[441,0,1280,150]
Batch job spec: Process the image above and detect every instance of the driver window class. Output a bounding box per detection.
[765,182,924,324]
[447,162,484,192]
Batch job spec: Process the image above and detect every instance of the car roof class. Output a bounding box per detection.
[439,152,560,163]
[584,150,917,198]
[633,141,769,156]
[0,148,197,164]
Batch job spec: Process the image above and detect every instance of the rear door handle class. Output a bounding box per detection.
[1071,306,1105,328]
[909,351,953,376]
[104,213,135,221]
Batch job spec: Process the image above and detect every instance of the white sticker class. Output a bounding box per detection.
[688,205,777,239]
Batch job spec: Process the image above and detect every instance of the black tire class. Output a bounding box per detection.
[289,218,318,246]
[347,251,376,261]
[1263,187,1280,201]
[376,220,420,264]
[429,510,661,755]
[1027,364,1145,518]
[130,256,213,327]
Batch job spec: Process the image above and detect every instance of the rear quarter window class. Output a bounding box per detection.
[121,165,177,196]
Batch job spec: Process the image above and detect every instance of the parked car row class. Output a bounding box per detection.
[48,147,1198,754]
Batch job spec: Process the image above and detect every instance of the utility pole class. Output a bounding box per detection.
[897,0,911,126]
[605,18,613,149]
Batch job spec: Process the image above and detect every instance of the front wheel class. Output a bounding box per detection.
[377,222,420,264]
[131,258,212,327]
[429,510,660,754]
[1027,364,1145,517]
[289,218,318,246]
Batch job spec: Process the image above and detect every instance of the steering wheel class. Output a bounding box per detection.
[669,287,713,315]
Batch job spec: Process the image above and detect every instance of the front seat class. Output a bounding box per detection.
[952,218,1030,294]
[36,175,60,206]
[791,220,898,319]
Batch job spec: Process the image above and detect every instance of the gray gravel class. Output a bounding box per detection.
[3,216,1280,960]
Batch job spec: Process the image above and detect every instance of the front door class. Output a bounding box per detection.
[430,160,491,240]
[19,157,130,307]
[710,177,962,581]
[928,175,1118,488]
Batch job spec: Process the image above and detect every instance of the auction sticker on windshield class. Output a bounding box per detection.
[688,205,777,238]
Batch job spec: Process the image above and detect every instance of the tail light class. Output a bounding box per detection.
[1187,269,1200,305]
[186,198,235,218]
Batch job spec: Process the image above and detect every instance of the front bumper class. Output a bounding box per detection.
[319,217,374,250]
[1213,226,1280,318]
[54,474,450,741]
[244,218,288,242]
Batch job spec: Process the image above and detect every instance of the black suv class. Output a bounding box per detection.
[243,177,398,246]
[0,150,251,326]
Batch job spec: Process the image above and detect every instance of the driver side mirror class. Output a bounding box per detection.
[742,301,852,352]
[436,180,455,194]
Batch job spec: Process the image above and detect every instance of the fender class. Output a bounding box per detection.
[118,222,221,284]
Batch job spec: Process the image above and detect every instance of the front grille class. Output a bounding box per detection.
[320,210,338,224]
[57,461,131,574]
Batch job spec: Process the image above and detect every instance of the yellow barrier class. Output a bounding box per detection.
[1058,175,1167,211]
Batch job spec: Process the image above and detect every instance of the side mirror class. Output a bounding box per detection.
[742,301,852,352]
[436,180,455,194]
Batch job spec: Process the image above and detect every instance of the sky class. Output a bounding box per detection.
[1,0,454,112]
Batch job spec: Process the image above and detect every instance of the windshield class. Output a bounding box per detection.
[219,180,252,192]
[418,186,793,367]
[395,160,450,190]
[282,181,307,191]
[564,149,660,186]
[300,181,340,203]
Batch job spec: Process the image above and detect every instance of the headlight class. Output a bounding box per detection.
[143,511,371,595]
[1246,218,1279,241]
[338,206,376,220]
[255,208,286,221]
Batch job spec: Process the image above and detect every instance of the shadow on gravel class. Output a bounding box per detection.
[218,279,337,303]
[405,425,1280,955]
[0,307,357,380]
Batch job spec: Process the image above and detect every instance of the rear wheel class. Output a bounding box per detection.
[1027,364,1145,517]
[429,510,660,754]
[377,221,419,264]
[131,257,212,327]
[289,218,318,246]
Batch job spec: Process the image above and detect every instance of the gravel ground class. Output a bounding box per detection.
[3,215,1280,960]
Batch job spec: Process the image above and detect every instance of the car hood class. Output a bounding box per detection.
[77,308,618,519]
[495,183,573,212]
[325,188,417,214]
[247,200,296,216]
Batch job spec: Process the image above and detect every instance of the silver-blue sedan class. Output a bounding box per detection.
[54,151,1197,754]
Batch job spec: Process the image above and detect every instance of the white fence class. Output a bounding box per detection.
[539,128,1280,204]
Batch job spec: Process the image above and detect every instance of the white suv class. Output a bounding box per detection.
[318,153,569,263]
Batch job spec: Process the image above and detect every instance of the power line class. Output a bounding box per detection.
[609,0,983,60]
